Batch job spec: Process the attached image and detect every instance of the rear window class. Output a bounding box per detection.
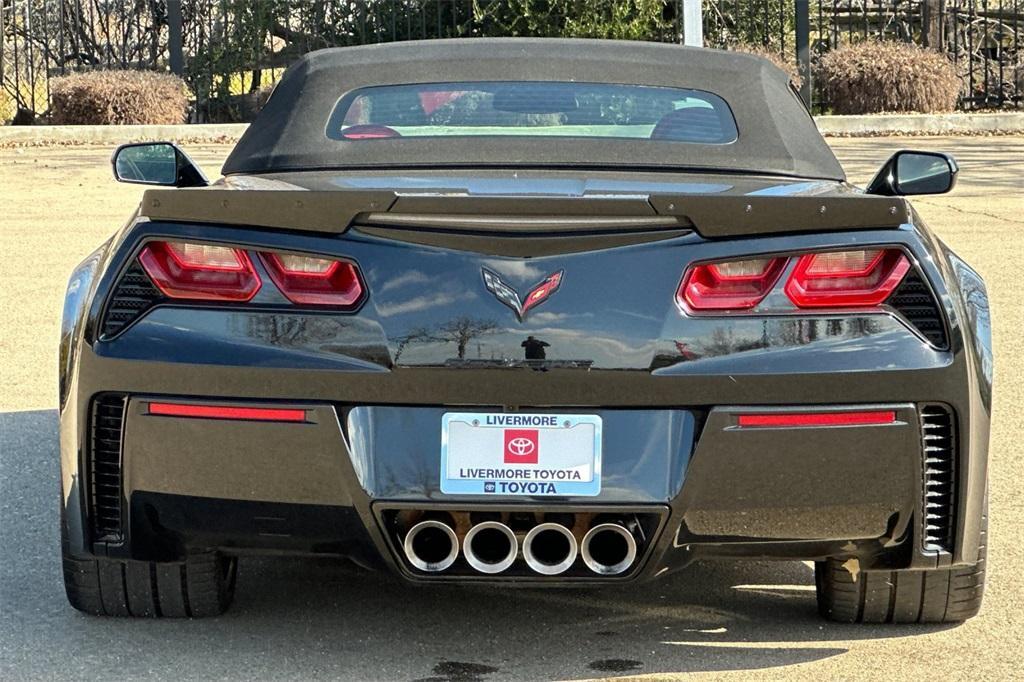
[328,81,738,144]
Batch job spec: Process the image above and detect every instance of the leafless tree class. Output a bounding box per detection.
[437,316,498,360]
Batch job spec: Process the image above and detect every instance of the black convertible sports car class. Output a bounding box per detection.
[60,39,992,623]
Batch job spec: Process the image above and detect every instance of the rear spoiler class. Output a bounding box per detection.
[139,189,910,238]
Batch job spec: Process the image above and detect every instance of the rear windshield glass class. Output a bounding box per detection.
[328,81,738,144]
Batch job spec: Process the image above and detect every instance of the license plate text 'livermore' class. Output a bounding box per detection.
[441,413,602,497]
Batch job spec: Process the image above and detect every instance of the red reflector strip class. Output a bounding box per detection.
[737,411,897,427]
[147,402,307,422]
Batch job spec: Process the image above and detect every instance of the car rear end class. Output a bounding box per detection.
[60,181,990,591]
[58,40,991,622]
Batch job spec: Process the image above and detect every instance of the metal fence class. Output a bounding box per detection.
[2,0,1021,124]
[0,0,685,122]
[704,0,1023,111]
[808,0,1023,110]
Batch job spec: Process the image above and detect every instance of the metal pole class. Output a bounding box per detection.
[795,0,812,108]
[168,0,184,75]
[682,0,703,47]
[922,0,944,49]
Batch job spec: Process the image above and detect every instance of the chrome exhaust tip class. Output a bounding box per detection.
[403,520,459,573]
[463,521,518,574]
[581,523,638,576]
[523,523,578,575]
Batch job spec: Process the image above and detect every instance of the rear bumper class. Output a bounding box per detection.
[64,393,960,582]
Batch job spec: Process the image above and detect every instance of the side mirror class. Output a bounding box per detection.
[111,142,208,188]
[866,150,958,196]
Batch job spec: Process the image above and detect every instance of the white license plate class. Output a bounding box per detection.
[440,412,602,496]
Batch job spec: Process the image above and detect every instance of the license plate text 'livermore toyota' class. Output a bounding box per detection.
[441,413,603,496]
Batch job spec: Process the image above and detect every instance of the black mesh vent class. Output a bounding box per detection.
[920,405,956,553]
[89,395,126,542]
[101,262,163,338]
[887,271,947,348]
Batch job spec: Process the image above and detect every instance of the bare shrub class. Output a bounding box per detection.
[50,71,189,125]
[731,43,802,90]
[819,42,960,114]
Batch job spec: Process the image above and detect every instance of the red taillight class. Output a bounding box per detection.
[678,257,786,311]
[261,252,365,307]
[139,241,261,301]
[737,410,897,427]
[148,402,307,422]
[785,248,910,308]
[679,248,912,313]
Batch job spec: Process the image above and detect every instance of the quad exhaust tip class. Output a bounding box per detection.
[581,523,638,576]
[463,521,518,574]
[403,519,459,573]
[402,515,640,577]
[523,522,578,575]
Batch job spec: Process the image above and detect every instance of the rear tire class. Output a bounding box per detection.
[61,511,236,617]
[815,499,987,624]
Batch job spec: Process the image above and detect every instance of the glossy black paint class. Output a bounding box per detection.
[347,407,696,502]
[59,169,993,583]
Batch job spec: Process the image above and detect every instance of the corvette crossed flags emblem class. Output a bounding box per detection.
[482,268,564,321]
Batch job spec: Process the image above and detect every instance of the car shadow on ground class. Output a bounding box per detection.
[1,409,955,681]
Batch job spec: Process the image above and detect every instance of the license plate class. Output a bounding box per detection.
[441,413,602,496]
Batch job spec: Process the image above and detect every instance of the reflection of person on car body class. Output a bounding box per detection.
[522,335,550,360]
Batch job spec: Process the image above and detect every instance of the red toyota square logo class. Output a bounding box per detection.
[504,429,539,464]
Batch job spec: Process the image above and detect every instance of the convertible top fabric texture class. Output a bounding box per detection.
[222,39,845,180]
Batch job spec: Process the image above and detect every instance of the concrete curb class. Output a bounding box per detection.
[815,112,1024,136]
[0,123,249,145]
[0,114,1021,146]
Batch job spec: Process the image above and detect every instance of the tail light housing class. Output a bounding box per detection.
[136,241,365,308]
[678,257,786,311]
[785,248,910,308]
[680,248,913,313]
[261,252,365,307]
[139,241,260,301]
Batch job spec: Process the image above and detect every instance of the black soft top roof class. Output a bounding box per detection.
[223,38,844,181]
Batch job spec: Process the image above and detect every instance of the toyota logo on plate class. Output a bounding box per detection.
[504,429,539,464]
[508,437,535,457]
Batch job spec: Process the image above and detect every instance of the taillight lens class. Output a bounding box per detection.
[785,248,910,307]
[679,257,786,311]
[261,252,364,307]
[139,240,260,301]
